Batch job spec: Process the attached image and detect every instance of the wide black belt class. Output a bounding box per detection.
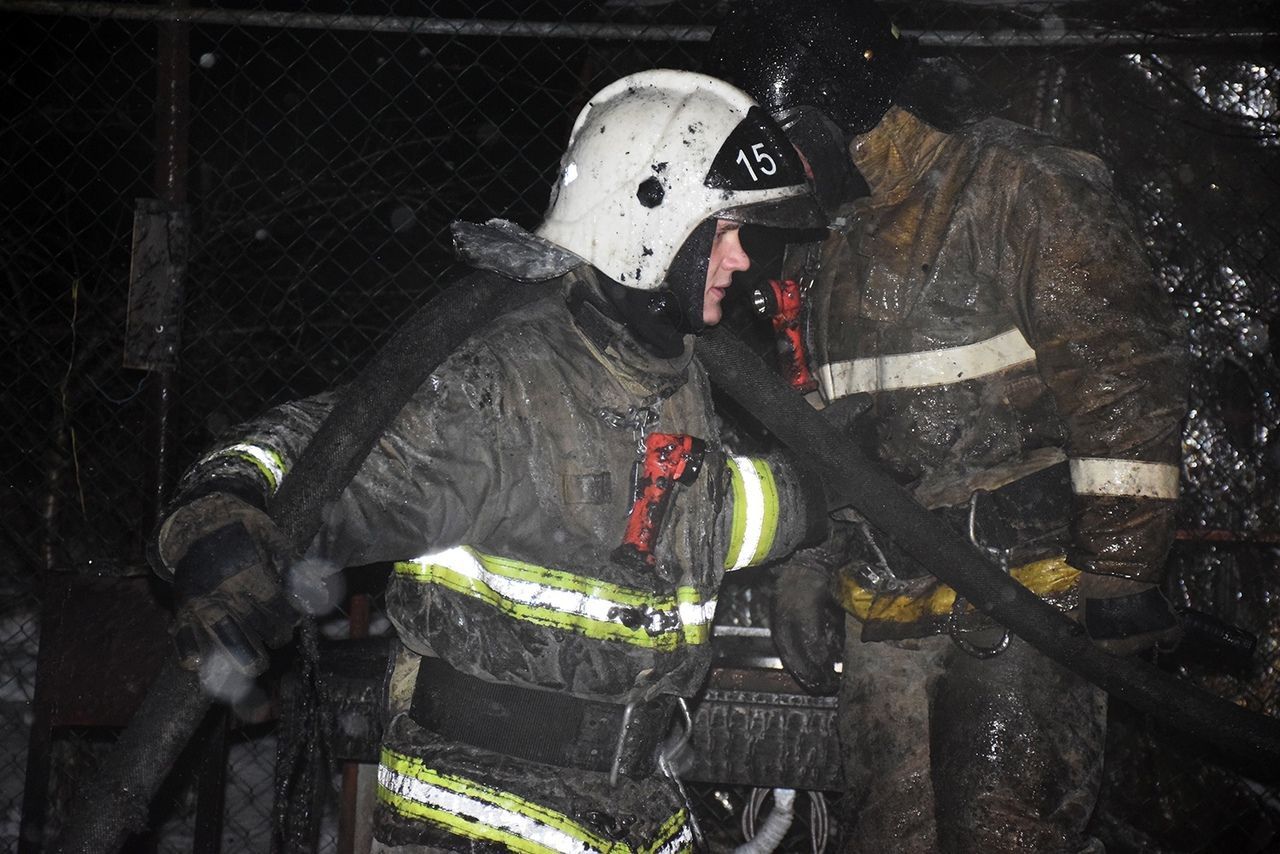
[410,656,677,780]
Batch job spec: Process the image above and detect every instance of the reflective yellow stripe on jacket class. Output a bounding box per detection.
[378,747,695,854]
[724,456,780,571]
[197,442,288,494]
[836,556,1081,627]
[394,546,716,651]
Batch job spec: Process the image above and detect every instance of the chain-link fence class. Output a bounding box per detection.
[2,1,1278,851]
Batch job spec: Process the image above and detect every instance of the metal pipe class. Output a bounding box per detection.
[1,1,1275,48]
[1175,529,1280,544]
[148,0,190,525]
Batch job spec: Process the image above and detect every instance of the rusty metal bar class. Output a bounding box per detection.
[1175,529,1280,545]
[337,594,371,854]
[1,1,1276,47]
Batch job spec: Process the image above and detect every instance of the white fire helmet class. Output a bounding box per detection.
[536,69,824,293]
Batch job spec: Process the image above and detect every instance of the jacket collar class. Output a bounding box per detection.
[848,107,954,204]
[566,272,693,398]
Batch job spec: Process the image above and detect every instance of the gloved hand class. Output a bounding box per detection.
[153,492,298,677]
[769,560,844,695]
[1079,573,1181,657]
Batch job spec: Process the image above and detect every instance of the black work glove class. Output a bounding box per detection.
[153,492,299,678]
[769,560,844,695]
[1079,573,1181,657]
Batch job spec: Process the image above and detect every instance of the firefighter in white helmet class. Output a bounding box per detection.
[152,69,828,852]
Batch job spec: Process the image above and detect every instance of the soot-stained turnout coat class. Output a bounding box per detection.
[176,251,816,852]
[795,107,1187,637]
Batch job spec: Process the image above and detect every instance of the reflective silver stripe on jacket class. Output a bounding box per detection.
[378,747,695,853]
[378,753,614,852]
[817,328,1037,400]
[395,546,715,649]
[1069,457,1180,500]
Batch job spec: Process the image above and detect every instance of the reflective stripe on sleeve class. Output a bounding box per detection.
[724,456,780,571]
[817,328,1037,399]
[1069,457,1180,500]
[394,546,713,651]
[197,442,287,494]
[378,748,694,854]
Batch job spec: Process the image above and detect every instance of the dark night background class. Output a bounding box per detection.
[1,1,1278,851]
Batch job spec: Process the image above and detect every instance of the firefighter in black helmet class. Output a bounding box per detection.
[709,2,1188,851]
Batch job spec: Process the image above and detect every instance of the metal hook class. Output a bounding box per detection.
[657,699,706,853]
[608,700,637,788]
[951,490,1011,658]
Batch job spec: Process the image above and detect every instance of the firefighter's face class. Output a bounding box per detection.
[704,220,750,325]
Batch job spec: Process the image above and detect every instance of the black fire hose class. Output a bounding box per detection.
[696,325,1280,783]
[54,271,554,854]
[56,288,1279,853]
